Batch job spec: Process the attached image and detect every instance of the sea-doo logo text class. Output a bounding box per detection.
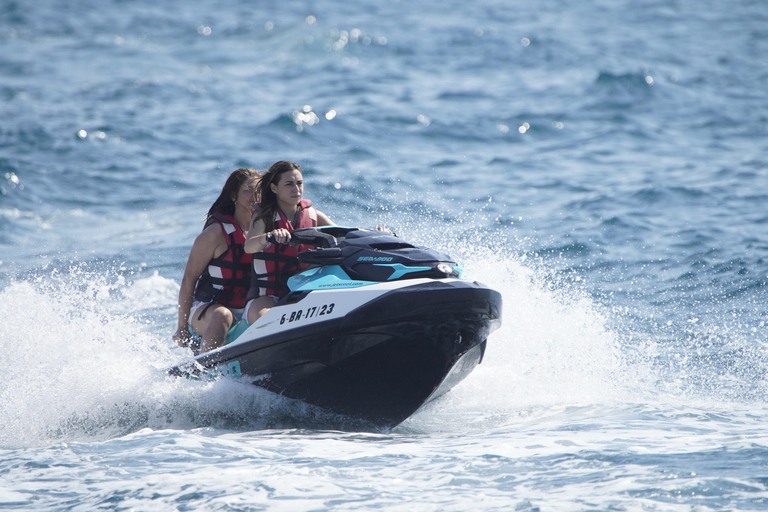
[357,256,394,262]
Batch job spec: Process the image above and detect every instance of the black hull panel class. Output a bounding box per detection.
[172,280,502,428]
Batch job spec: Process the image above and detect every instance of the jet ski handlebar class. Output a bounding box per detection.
[265,228,339,248]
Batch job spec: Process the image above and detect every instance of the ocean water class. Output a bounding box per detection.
[2,0,768,509]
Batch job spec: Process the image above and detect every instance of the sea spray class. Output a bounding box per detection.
[0,275,164,447]
[0,270,337,447]
[403,242,643,434]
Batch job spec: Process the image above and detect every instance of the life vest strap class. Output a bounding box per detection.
[193,212,252,310]
[251,251,298,265]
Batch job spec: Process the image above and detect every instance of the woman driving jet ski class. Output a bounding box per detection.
[244,161,334,324]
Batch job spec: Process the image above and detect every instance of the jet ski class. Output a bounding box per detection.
[169,226,502,428]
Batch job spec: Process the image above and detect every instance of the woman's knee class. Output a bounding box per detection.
[207,306,234,329]
[246,296,272,324]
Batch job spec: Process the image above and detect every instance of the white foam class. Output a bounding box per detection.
[0,270,320,448]
[376,221,654,431]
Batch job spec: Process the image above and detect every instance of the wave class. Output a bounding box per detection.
[1,218,766,445]
[586,70,658,110]
[0,269,365,448]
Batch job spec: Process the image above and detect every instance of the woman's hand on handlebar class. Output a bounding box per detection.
[375,226,395,236]
[268,228,292,244]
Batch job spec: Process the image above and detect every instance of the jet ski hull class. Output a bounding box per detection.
[171,279,502,428]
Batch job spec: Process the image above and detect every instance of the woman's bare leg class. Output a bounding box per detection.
[190,303,234,353]
[246,295,277,324]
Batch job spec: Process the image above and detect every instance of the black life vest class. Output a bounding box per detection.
[250,200,318,298]
[194,212,252,310]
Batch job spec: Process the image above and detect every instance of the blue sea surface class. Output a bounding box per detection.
[2,0,768,510]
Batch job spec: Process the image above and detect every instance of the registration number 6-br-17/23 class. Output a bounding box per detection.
[280,303,336,325]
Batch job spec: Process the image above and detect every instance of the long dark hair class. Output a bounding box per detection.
[254,161,302,231]
[205,167,261,226]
